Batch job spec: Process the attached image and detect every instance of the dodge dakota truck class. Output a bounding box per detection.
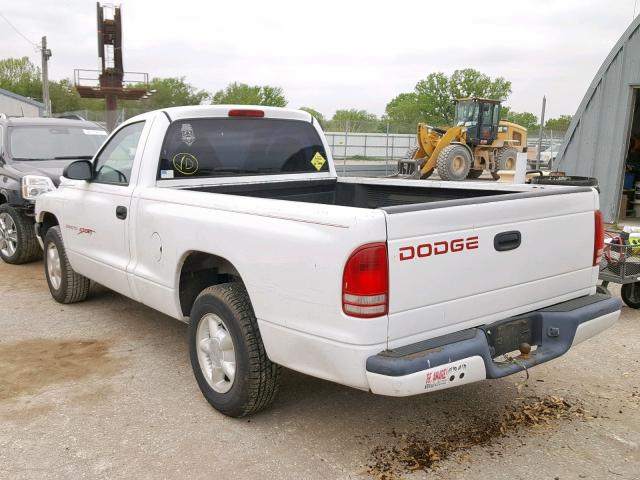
[35,105,621,417]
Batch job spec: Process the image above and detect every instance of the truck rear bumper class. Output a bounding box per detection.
[366,294,621,397]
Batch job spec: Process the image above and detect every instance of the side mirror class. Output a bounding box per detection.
[63,160,93,181]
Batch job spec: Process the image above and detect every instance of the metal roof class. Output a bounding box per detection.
[555,16,640,222]
[0,87,45,108]
[0,116,102,129]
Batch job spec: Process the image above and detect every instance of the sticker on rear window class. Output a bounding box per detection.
[172,153,199,175]
[181,123,196,146]
[83,129,107,135]
[311,152,326,171]
[160,170,174,179]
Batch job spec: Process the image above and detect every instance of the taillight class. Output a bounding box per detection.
[594,210,604,266]
[342,243,388,318]
[228,109,264,117]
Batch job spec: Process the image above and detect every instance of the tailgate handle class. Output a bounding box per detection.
[494,231,521,251]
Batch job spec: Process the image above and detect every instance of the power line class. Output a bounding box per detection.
[0,12,40,50]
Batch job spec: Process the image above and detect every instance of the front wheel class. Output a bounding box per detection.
[436,144,472,181]
[189,283,281,417]
[43,226,90,304]
[621,282,640,309]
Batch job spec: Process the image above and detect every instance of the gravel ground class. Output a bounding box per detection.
[0,260,638,480]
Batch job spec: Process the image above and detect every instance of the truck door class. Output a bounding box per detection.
[62,121,146,297]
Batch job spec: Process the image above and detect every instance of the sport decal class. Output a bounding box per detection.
[311,152,326,171]
[172,153,199,175]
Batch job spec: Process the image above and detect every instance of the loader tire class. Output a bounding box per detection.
[436,144,472,181]
[404,145,419,160]
[495,147,518,171]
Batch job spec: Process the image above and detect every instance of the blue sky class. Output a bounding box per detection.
[1,0,638,120]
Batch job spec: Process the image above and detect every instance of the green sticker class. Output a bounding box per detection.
[172,153,199,175]
[311,152,326,171]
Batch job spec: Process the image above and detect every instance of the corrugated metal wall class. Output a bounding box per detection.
[556,18,640,222]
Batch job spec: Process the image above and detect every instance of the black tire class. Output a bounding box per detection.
[495,147,518,171]
[0,204,41,264]
[466,169,483,179]
[404,145,419,160]
[43,226,90,304]
[621,282,640,309]
[189,283,281,417]
[436,144,472,181]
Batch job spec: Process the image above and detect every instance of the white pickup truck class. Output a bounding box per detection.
[35,105,621,417]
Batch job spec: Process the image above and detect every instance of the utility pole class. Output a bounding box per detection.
[41,36,52,117]
[536,96,546,170]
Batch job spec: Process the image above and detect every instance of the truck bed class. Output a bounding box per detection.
[188,177,585,212]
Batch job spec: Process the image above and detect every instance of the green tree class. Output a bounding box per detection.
[329,109,378,132]
[545,115,572,131]
[0,57,42,101]
[502,109,538,131]
[384,92,421,131]
[141,77,210,109]
[212,82,287,107]
[299,106,325,125]
[386,68,512,127]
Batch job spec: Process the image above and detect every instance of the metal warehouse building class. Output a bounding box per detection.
[0,87,44,118]
[556,15,640,223]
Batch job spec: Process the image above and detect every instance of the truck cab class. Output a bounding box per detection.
[455,98,501,146]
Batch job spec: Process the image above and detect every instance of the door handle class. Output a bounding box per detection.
[494,231,521,251]
[115,205,127,220]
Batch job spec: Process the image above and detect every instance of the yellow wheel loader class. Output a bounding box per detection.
[397,98,528,181]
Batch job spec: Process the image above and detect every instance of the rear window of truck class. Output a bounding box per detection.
[157,118,329,179]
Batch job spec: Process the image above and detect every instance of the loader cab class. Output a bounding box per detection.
[455,98,501,146]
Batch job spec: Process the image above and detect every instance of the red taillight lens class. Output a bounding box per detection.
[342,243,388,318]
[228,109,264,117]
[594,210,604,266]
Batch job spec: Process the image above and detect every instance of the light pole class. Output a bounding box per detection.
[41,36,52,117]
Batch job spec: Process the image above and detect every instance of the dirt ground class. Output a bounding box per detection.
[0,260,638,480]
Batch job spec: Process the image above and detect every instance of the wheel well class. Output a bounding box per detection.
[40,212,59,238]
[0,193,6,204]
[178,251,242,316]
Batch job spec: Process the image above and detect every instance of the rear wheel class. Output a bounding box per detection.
[189,283,281,417]
[621,282,640,309]
[495,147,518,171]
[436,144,472,181]
[0,204,41,264]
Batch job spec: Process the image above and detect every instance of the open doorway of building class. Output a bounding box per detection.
[622,88,640,220]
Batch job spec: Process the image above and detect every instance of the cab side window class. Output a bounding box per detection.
[93,122,145,185]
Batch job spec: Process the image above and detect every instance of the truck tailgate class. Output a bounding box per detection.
[384,188,598,344]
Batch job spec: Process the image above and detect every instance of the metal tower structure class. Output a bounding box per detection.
[75,3,149,131]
